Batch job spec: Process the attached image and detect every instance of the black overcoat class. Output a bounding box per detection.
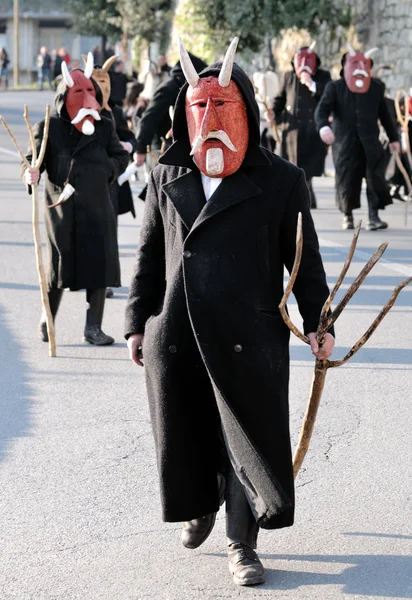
[273,69,331,178]
[125,64,332,529]
[24,88,129,291]
[135,57,207,154]
[102,105,137,218]
[315,77,398,213]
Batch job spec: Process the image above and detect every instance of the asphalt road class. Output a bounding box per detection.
[0,90,411,600]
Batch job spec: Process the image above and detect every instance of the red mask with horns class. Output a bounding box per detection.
[343,43,378,94]
[180,38,249,178]
[293,42,318,79]
[61,53,102,135]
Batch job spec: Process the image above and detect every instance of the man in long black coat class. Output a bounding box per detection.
[125,39,335,587]
[272,45,331,208]
[315,47,400,230]
[23,57,128,345]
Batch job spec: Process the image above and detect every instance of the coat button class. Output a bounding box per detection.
[234,344,243,353]
[168,345,177,353]
[183,250,192,259]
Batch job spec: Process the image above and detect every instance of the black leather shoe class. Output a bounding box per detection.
[366,218,388,231]
[83,325,114,346]
[106,287,114,298]
[38,321,48,342]
[342,215,354,230]
[228,543,265,586]
[181,513,217,549]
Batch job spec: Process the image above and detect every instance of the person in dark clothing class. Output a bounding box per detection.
[315,45,400,230]
[37,47,53,90]
[125,38,334,587]
[89,54,138,298]
[0,47,10,89]
[23,54,129,345]
[109,60,130,107]
[124,81,146,135]
[133,52,207,168]
[271,43,331,209]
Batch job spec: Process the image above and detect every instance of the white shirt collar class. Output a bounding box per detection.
[201,173,223,201]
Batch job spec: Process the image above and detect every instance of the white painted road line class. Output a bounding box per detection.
[319,236,412,278]
[0,146,20,158]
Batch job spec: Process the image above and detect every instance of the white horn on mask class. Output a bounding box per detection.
[61,61,74,88]
[218,37,239,87]
[178,38,199,88]
[347,41,356,57]
[84,52,94,79]
[364,47,379,59]
[308,41,316,53]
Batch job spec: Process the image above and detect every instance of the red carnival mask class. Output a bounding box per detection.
[180,37,248,178]
[61,53,101,135]
[293,42,318,79]
[343,44,378,94]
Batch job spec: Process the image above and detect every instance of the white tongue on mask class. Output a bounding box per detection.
[82,120,95,135]
[206,148,224,176]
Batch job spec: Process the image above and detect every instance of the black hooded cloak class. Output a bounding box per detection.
[23,74,129,290]
[125,62,332,528]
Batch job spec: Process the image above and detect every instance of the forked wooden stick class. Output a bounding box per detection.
[0,105,56,357]
[280,212,412,478]
[395,90,412,173]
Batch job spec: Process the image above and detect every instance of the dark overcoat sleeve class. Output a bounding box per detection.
[280,170,334,337]
[21,119,47,195]
[315,80,336,131]
[314,70,332,99]
[106,120,129,182]
[378,95,398,143]
[135,81,177,154]
[113,106,137,153]
[124,171,166,337]
[273,74,287,115]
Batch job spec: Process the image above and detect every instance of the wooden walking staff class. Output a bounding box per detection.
[279,214,412,478]
[395,89,412,172]
[0,105,56,357]
[393,89,412,225]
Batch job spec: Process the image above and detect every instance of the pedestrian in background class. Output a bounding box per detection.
[109,60,132,107]
[270,43,331,209]
[37,47,52,90]
[0,47,9,89]
[315,45,400,230]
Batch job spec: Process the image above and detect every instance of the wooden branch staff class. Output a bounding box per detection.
[395,89,412,172]
[394,89,412,225]
[0,105,56,357]
[251,78,281,145]
[279,214,412,478]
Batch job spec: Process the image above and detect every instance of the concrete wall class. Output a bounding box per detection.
[352,0,412,95]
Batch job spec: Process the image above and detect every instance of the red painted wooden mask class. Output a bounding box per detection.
[61,53,102,135]
[343,44,378,94]
[180,38,249,178]
[293,42,318,78]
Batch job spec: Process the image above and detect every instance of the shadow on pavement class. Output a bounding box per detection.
[0,282,39,290]
[206,550,412,596]
[0,304,33,462]
[260,553,412,597]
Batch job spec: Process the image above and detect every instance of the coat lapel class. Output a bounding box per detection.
[191,170,262,232]
[162,171,206,231]
[72,129,99,157]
